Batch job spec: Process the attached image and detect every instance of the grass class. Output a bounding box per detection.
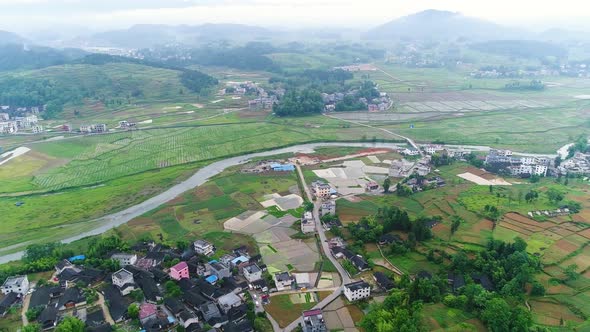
[267,245,278,253]
[422,303,482,332]
[264,293,319,327]
[0,311,22,331]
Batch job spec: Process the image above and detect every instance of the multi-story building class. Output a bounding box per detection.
[301,211,316,234]
[111,253,138,266]
[343,281,371,302]
[273,272,294,291]
[243,264,263,283]
[194,240,215,256]
[112,269,135,295]
[302,309,328,332]
[312,181,332,198]
[1,275,29,295]
[170,262,190,280]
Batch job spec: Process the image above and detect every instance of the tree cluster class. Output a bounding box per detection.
[273,88,324,116]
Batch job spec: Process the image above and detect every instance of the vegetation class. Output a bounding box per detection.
[273,88,324,116]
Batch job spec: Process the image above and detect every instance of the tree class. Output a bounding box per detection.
[546,188,564,204]
[55,316,85,332]
[128,303,140,320]
[303,201,314,212]
[383,178,391,193]
[564,264,579,281]
[26,306,44,321]
[165,280,182,297]
[451,216,462,235]
[130,289,144,302]
[525,190,539,203]
[531,282,546,296]
[23,324,42,332]
[481,298,511,332]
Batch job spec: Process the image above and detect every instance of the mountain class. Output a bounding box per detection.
[0,30,27,45]
[75,23,273,48]
[0,44,87,72]
[364,10,530,41]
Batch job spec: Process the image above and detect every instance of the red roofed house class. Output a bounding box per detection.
[169,262,189,280]
[139,303,157,322]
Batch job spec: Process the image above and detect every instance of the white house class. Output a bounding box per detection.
[194,240,215,256]
[217,292,242,313]
[1,275,29,295]
[243,264,263,283]
[301,211,316,234]
[112,269,135,296]
[401,148,420,156]
[111,253,138,266]
[343,281,371,302]
[273,272,294,291]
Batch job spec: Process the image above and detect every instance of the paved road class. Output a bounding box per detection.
[281,165,352,332]
[324,114,423,156]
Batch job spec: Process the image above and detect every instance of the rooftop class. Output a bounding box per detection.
[171,261,188,271]
[113,268,133,280]
[244,264,261,274]
[2,275,26,287]
[344,280,370,291]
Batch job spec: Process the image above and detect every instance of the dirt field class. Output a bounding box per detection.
[457,172,511,186]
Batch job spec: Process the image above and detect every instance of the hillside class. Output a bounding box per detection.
[0,57,218,118]
[77,23,273,48]
[0,30,26,45]
[0,44,86,72]
[364,9,529,41]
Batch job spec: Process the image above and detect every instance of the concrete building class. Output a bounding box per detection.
[302,309,327,332]
[301,211,316,234]
[320,201,336,217]
[311,181,331,198]
[343,281,371,302]
[194,240,215,256]
[170,262,190,280]
[243,264,263,283]
[112,269,135,296]
[1,275,29,295]
[111,253,137,266]
[273,272,294,291]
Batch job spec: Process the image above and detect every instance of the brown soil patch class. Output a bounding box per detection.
[578,228,590,240]
[530,299,584,325]
[571,214,587,223]
[471,219,494,232]
[499,222,533,236]
[548,226,575,237]
[128,217,155,227]
[193,184,224,199]
[554,238,579,252]
[505,212,552,229]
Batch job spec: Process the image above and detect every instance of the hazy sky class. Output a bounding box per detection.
[1,0,589,34]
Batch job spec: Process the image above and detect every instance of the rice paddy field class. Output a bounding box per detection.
[333,161,590,329]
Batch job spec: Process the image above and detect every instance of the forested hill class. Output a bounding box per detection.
[0,55,218,119]
[0,44,87,71]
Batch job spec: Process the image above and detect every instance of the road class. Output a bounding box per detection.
[96,292,115,325]
[281,165,353,332]
[324,114,423,156]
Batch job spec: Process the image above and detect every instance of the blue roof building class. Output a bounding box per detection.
[205,275,218,284]
[271,163,295,172]
[68,255,86,262]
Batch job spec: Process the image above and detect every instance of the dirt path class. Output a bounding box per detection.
[21,293,31,326]
[96,292,115,325]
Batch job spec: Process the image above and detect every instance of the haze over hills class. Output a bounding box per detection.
[0,30,26,45]
[73,23,274,48]
[364,9,535,41]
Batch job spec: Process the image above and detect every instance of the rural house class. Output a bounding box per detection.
[112,268,135,295]
[1,275,29,295]
[274,272,294,291]
[194,240,215,256]
[243,264,263,283]
[110,253,138,266]
[170,261,190,280]
[344,281,371,302]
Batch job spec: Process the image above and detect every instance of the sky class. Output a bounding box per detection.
[1,0,589,35]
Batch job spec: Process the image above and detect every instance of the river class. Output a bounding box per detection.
[0,141,566,263]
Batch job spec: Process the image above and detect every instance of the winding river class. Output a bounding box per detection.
[0,141,562,263]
